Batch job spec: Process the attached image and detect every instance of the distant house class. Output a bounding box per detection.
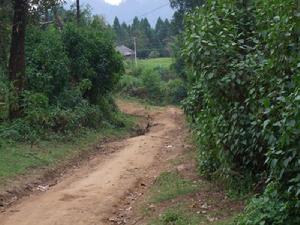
[116,45,135,60]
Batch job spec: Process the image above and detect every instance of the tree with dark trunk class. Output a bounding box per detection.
[76,0,80,24]
[8,0,28,119]
[0,0,12,69]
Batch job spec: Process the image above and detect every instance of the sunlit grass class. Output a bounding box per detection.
[137,58,172,70]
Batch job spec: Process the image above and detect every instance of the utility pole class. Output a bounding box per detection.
[133,37,137,67]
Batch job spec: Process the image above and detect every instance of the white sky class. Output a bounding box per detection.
[104,0,124,5]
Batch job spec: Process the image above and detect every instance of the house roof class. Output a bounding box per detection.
[116,45,135,57]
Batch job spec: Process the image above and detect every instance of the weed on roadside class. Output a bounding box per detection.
[149,171,200,203]
[149,205,203,225]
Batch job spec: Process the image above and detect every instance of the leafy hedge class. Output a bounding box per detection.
[182,0,300,224]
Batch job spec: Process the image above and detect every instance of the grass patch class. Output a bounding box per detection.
[169,150,195,166]
[213,216,237,225]
[0,112,138,185]
[150,171,199,203]
[149,205,203,225]
[118,95,159,108]
[137,58,172,70]
[138,146,244,225]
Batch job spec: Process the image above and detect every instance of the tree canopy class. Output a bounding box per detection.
[113,16,173,58]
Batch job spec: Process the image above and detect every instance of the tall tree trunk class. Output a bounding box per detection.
[45,7,49,23]
[8,0,28,119]
[297,0,300,43]
[0,24,6,68]
[0,1,11,69]
[76,0,80,25]
[53,6,64,30]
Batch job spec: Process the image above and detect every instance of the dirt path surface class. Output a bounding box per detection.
[0,101,186,225]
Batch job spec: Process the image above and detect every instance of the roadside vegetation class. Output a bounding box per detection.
[1,0,298,224]
[118,58,187,105]
[136,0,300,224]
[181,0,300,224]
[0,115,137,185]
[135,145,243,225]
[0,2,137,185]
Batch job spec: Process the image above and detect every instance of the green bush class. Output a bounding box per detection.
[183,0,300,223]
[183,0,264,185]
[62,23,123,104]
[237,183,300,225]
[118,74,143,94]
[149,50,160,58]
[0,19,124,143]
[0,96,109,142]
[26,26,70,100]
[119,62,187,105]
[156,67,177,82]
[164,79,187,104]
[141,69,163,102]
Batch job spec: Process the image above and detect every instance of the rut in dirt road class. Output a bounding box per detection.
[0,102,186,225]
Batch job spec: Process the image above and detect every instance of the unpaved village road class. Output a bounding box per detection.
[0,101,186,225]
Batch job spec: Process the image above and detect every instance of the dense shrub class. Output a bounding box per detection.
[62,23,123,104]
[25,26,70,100]
[0,19,124,142]
[0,93,120,142]
[118,75,143,95]
[183,0,300,223]
[156,67,177,82]
[140,69,164,102]
[164,79,187,104]
[237,183,300,225]
[118,64,186,105]
[183,0,263,185]
[149,50,160,58]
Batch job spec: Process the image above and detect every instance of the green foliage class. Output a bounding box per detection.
[149,50,160,58]
[0,115,137,182]
[62,23,123,104]
[0,68,8,120]
[0,0,12,68]
[118,74,143,94]
[183,0,300,223]
[138,58,173,70]
[237,184,300,225]
[183,0,263,185]
[26,26,70,100]
[141,69,163,102]
[169,0,204,81]
[0,14,124,142]
[150,207,202,225]
[113,16,172,58]
[119,59,186,105]
[164,79,187,104]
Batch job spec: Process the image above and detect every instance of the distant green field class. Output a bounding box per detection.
[137,58,172,70]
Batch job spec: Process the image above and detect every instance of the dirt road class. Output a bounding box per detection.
[0,101,186,225]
